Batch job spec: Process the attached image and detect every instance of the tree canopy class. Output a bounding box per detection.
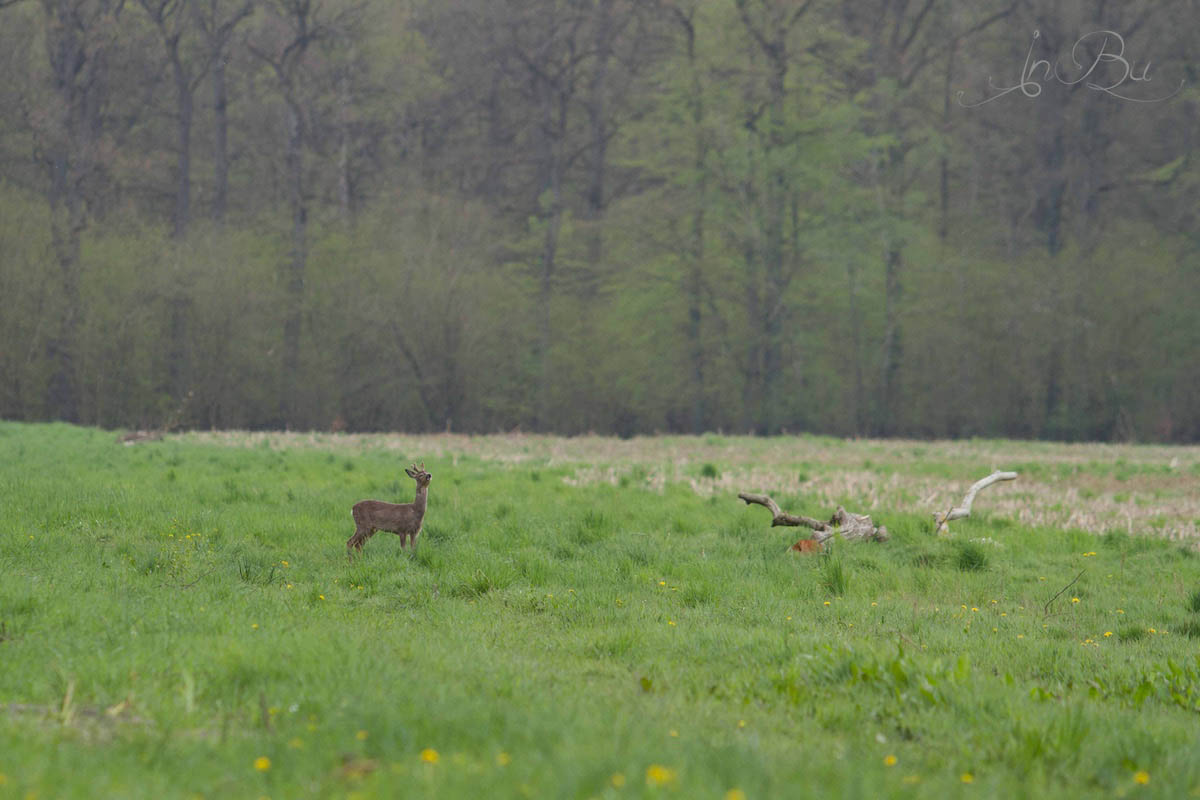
[0,0,1195,440]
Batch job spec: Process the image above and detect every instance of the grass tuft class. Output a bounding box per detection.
[954,541,989,572]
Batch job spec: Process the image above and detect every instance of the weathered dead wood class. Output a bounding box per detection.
[738,492,889,547]
[933,470,1018,534]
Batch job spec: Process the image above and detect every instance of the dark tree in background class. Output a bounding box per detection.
[0,0,1196,441]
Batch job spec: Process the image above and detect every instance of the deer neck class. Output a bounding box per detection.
[412,484,428,515]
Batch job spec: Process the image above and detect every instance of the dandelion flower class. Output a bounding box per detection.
[420,748,439,764]
[960,772,974,784]
[725,790,747,800]
[254,756,271,772]
[884,755,897,766]
[1104,631,1113,637]
[496,752,511,767]
[611,773,626,788]
[823,601,831,607]
[1133,770,1149,785]
[251,623,259,629]
[645,764,678,787]
[1071,597,1080,604]
[318,595,325,600]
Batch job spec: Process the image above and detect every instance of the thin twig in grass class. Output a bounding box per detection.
[1044,569,1086,618]
[159,566,218,591]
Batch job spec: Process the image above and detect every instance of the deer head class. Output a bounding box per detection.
[404,462,432,487]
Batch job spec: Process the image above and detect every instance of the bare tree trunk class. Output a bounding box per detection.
[211,52,229,221]
[532,60,567,432]
[879,245,902,435]
[282,98,306,425]
[734,1,809,435]
[666,4,711,433]
[170,48,193,238]
[337,64,352,222]
[583,0,612,273]
[40,0,117,422]
[196,0,253,224]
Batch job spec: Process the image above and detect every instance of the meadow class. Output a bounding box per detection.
[2,421,1200,799]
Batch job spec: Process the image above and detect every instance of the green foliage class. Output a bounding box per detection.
[1188,587,1200,614]
[819,553,850,596]
[954,541,990,572]
[0,2,1196,442]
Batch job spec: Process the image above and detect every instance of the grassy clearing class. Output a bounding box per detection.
[1,422,1199,799]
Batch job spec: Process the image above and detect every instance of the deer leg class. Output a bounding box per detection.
[348,507,377,553]
[349,526,378,552]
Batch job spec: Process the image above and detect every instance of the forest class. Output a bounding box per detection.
[0,0,1196,440]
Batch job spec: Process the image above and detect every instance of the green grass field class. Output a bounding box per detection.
[2,422,1199,799]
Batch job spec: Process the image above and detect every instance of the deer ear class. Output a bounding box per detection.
[405,468,416,478]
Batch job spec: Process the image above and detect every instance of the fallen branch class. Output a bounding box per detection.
[1043,569,1085,617]
[738,492,889,547]
[933,470,1017,534]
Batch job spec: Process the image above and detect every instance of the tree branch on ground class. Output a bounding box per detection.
[933,470,1018,534]
[738,492,890,549]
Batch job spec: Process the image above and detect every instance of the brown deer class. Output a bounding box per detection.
[347,462,432,554]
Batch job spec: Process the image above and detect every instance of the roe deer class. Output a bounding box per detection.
[347,462,432,554]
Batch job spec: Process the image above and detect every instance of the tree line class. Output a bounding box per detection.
[0,0,1196,441]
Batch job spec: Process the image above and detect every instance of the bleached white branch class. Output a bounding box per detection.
[933,471,1018,534]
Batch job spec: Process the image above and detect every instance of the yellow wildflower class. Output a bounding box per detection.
[254,756,271,772]
[420,749,439,764]
[1133,770,1149,785]
[645,764,678,787]
[884,755,897,766]
[961,772,974,784]
[356,730,368,741]
[725,790,747,800]
[611,773,626,788]
[496,752,511,767]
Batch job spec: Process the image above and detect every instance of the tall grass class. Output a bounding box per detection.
[1,422,1199,798]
